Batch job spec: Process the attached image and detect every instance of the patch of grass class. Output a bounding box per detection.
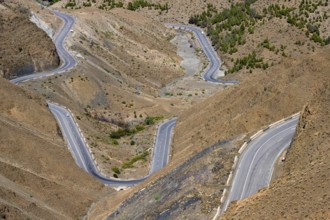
[122,151,149,169]
[144,115,164,125]
[260,38,276,51]
[64,0,76,8]
[110,124,145,139]
[127,0,169,12]
[165,92,173,96]
[135,124,145,131]
[112,139,119,145]
[112,166,121,174]
[98,0,124,10]
[110,128,136,139]
[155,194,160,201]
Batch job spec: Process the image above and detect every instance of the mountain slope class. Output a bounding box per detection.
[221,59,330,219]
[0,75,109,219]
[87,46,330,220]
[0,2,59,79]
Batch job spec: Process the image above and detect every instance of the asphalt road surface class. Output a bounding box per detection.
[10,10,76,84]
[167,24,238,84]
[222,116,299,212]
[48,102,176,186]
[150,119,177,174]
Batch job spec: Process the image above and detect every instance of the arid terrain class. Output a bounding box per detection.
[0,2,59,79]
[222,55,330,219]
[0,0,329,219]
[0,76,111,219]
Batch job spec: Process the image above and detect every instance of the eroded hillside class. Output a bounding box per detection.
[0,2,59,79]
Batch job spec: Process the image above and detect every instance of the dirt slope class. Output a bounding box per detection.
[221,62,330,219]
[0,1,59,79]
[0,77,109,219]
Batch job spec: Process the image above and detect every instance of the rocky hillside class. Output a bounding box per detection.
[0,1,59,79]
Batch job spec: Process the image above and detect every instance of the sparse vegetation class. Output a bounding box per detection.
[109,116,153,139]
[188,0,329,74]
[110,127,137,139]
[64,0,76,8]
[229,52,269,73]
[98,0,124,10]
[259,38,276,51]
[189,2,261,53]
[144,115,164,125]
[122,151,149,169]
[127,0,170,12]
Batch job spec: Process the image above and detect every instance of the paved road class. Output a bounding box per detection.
[9,10,176,186]
[48,102,176,186]
[222,116,299,212]
[167,24,238,85]
[150,119,177,174]
[10,10,76,84]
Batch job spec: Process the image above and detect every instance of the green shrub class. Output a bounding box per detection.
[65,0,76,8]
[135,125,145,131]
[112,166,121,174]
[144,116,164,125]
[127,0,169,11]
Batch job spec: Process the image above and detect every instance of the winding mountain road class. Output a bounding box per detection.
[48,103,176,186]
[8,7,300,212]
[10,11,76,84]
[221,115,299,213]
[167,24,238,84]
[10,10,176,186]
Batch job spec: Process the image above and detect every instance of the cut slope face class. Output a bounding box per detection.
[0,78,108,219]
[0,2,59,79]
[221,56,330,219]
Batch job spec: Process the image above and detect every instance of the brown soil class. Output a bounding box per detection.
[0,1,59,79]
